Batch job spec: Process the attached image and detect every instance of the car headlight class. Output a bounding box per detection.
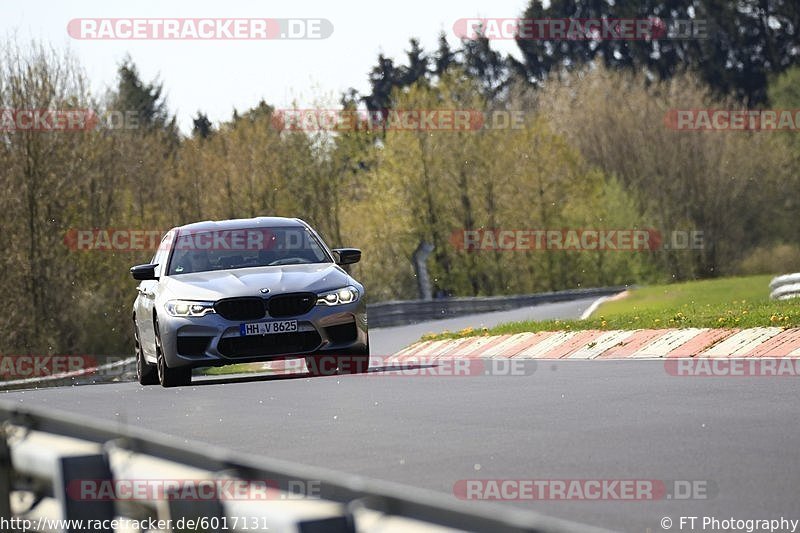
[165,300,216,317]
[316,286,359,306]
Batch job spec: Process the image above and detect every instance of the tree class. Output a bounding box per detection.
[364,54,400,114]
[462,35,511,99]
[433,33,456,76]
[537,66,798,278]
[515,0,800,106]
[399,38,430,86]
[0,41,125,353]
[113,57,178,135]
[192,112,213,139]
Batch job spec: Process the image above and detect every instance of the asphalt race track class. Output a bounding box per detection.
[3,298,798,532]
[370,296,601,354]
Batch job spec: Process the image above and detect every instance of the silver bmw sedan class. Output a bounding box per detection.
[131,217,369,387]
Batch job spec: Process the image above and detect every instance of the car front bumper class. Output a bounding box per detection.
[157,300,368,369]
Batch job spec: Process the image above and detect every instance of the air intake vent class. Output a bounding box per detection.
[267,293,316,318]
[177,336,212,356]
[218,331,322,357]
[213,297,266,321]
[324,321,358,343]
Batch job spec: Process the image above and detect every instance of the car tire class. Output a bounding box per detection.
[154,317,192,388]
[134,322,158,386]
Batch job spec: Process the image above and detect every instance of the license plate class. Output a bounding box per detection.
[240,320,298,336]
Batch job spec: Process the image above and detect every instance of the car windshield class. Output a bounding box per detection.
[167,226,330,275]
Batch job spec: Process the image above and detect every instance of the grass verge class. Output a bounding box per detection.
[421,274,799,341]
[200,362,270,376]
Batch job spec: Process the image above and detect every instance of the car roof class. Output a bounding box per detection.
[171,217,306,234]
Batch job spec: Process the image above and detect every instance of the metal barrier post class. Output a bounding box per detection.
[0,435,12,518]
[55,455,115,530]
[165,482,223,533]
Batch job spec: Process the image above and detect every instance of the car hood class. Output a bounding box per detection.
[160,263,357,300]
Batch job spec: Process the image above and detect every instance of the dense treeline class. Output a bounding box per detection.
[2,0,799,356]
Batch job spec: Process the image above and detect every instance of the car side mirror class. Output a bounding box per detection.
[131,263,159,281]
[332,248,361,265]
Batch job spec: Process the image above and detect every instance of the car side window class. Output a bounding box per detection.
[152,231,174,277]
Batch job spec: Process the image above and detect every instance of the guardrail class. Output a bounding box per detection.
[769,273,800,300]
[366,286,629,328]
[0,403,607,533]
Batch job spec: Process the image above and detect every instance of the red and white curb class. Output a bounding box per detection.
[389,327,800,361]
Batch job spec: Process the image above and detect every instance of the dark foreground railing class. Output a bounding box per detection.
[0,402,610,533]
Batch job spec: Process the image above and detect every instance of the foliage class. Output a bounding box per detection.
[1,31,798,357]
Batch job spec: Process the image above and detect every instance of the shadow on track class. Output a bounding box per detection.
[191,363,440,386]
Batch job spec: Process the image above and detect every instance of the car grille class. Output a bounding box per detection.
[177,336,212,357]
[217,331,322,358]
[267,293,316,318]
[324,321,358,343]
[214,297,266,321]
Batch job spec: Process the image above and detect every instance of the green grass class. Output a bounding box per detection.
[421,274,799,341]
[200,363,269,376]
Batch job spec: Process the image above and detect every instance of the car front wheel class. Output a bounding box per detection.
[154,317,192,388]
[134,322,158,386]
